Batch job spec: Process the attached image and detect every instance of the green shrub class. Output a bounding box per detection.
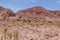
[22,19,31,23]
[1,36,3,40]
[14,30,19,40]
[48,21,53,24]
[7,32,12,39]
[3,28,7,40]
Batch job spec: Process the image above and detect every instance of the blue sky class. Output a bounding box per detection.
[0,0,60,12]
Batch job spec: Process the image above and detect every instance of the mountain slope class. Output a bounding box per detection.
[0,6,60,20]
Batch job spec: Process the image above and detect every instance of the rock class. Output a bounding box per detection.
[0,6,15,20]
[16,6,47,20]
[16,6,60,21]
[0,6,60,21]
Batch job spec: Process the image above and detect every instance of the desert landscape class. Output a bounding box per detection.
[0,6,60,40]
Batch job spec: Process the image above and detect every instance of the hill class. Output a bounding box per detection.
[0,6,60,20]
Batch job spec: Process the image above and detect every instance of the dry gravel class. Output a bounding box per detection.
[0,20,60,40]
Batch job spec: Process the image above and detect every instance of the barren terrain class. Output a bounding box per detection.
[0,20,60,40]
[0,6,60,40]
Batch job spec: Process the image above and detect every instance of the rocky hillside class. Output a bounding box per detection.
[0,6,60,20]
[0,6,60,40]
[0,6,15,20]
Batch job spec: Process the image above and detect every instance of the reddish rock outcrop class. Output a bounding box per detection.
[0,6,15,20]
[16,6,60,20]
[16,6,48,20]
[0,6,60,20]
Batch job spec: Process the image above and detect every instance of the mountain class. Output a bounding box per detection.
[0,6,15,20]
[0,6,60,40]
[16,6,60,20]
[0,6,60,20]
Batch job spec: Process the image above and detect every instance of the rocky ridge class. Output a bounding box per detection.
[0,6,60,20]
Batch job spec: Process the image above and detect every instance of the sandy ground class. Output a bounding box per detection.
[0,20,60,40]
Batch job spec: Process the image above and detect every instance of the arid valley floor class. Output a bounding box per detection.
[0,20,60,40]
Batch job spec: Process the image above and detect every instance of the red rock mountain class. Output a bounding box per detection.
[0,6,60,20]
[16,6,60,20]
[0,6,15,20]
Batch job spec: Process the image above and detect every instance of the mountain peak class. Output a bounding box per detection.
[25,6,46,11]
[0,6,60,20]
